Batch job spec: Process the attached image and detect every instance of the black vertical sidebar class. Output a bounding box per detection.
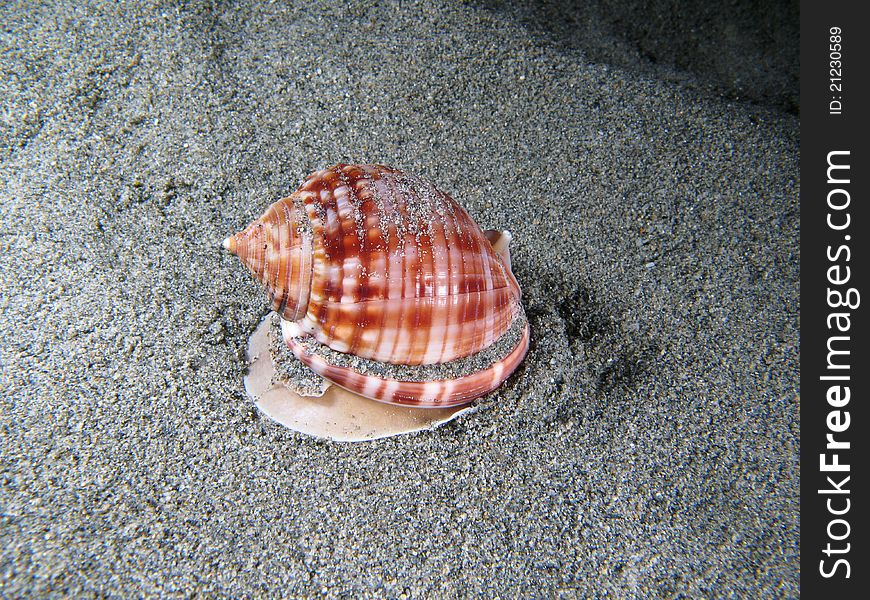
[801,0,869,595]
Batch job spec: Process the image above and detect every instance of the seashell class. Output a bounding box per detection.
[224,164,529,408]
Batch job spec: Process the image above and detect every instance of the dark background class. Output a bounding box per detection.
[478,0,800,113]
[801,0,868,595]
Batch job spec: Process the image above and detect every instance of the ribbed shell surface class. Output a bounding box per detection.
[227,197,312,322]
[296,164,519,366]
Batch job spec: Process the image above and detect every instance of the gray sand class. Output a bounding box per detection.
[1,1,798,596]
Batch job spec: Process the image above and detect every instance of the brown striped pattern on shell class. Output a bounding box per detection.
[227,164,521,366]
[224,197,312,322]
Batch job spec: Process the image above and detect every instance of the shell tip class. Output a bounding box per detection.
[222,236,236,253]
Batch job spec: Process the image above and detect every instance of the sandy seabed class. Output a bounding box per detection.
[1,1,798,596]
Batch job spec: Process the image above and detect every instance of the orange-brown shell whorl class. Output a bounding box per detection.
[225,164,522,369]
[223,196,312,322]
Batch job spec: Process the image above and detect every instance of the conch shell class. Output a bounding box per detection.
[225,164,529,408]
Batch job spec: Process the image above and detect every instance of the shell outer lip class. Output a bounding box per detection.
[280,304,529,408]
[244,313,478,442]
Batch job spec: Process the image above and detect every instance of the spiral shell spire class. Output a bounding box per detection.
[224,198,313,322]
